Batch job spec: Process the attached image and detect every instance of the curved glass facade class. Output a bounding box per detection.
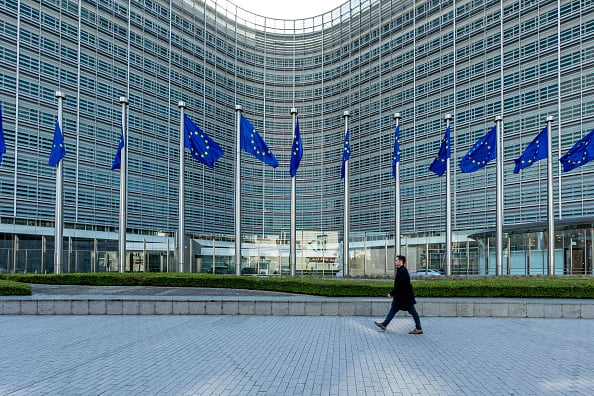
[0,0,593,275]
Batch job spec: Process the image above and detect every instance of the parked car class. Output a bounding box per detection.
[410,269,443,277]
[201,266,233,274]
[241,267,257,275]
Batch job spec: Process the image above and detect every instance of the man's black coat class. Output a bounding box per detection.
[389,265,417,310]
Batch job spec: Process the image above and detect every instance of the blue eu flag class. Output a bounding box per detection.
[48,118,66,166]
[429,125,450,176]
[391,124,400,179]
[459,125,496,173]
[341,128,351,179]
[290,116,302,177]
[0,101,5,164]
[184,114,223,168]
[111,129,124,170]
[240,114,278,168]
[514,127,547,174]
[560,128,594,172]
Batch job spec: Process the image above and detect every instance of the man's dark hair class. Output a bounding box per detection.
[396,255,406,264]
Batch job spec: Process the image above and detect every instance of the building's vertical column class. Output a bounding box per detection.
[93,238,97,273]
[67,236,72,273]
[12,235,18,273]
[40,236,46,274]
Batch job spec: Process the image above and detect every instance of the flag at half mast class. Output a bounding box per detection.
[184,114,223,168]
[514,127,548,173]
[111,129,124,170]
[559,128,594,172]
[239,114,278,168]
[290,116,302,177]
[459,125,496,173]
[391,124,400,179]
[48,118,66,166]
[341,128,351,179]
[429,125,450,177]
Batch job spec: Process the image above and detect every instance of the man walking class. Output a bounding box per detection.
[374,255,423,334]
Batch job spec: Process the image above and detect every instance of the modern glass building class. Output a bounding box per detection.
[1,0,593,276]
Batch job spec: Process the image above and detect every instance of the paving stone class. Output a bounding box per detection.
[172,301,190,315]
[54,300,72,315]
[304,302,322,316]
[544,304,563,318]
[321,301,339,316]
[338,302,356,316]
[138,300,155,315]
[371,300,389,317]
[526,303,545,318]
[106,300,123,315]
[288,301,305,316]
[188,301,206,315]
[439,302,457,317]
[72,301,89,315]
[205,301,222,315]
[271,301,289,315]
[88,300,106,315]
[37,300,54,315]
[155,301,173,315]
[456,302,473,317]
[353,301,372,316]
[253,301,271,315]
[491,303,509,317]
[508,303,527,318]
[122,300,140,315]
[580,303,594,319]
[562,303,580,319]
[20,300,37,315]
[473,302,492,317]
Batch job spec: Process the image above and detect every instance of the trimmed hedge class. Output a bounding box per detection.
[0,273,592,298]
[0,280,32,296]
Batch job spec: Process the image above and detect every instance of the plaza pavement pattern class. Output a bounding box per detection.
[0,314,592,395]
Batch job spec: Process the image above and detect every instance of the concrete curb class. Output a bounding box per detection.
[1,297,593,318]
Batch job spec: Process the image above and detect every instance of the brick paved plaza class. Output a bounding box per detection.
[0,315,592,395]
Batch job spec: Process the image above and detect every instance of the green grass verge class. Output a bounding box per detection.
[0,279,32,296]
[0,273,592,298]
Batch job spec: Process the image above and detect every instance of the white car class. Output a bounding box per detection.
[410,269,443,277]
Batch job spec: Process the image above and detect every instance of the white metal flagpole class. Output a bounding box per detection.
[343,110,350,276]
[495,115,503,276]
[444,114,452,276]
[394,112,401,258]
[118,96,128,273]
[290,107,298,277]
[54,91,65,274]
[235,105,243,276]
[178,101,186,272]
[546,115,555,275]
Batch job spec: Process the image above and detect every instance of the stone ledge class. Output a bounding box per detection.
[1,298,592,318]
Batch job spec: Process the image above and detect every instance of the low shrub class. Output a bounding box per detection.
[0,273,592,298]
[0,280,32,296]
